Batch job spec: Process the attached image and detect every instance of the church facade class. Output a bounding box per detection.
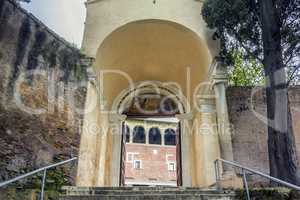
[76,0,238,188]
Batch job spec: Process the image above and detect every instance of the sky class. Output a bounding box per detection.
[21,0,86,48]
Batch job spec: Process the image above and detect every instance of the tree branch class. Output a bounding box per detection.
[232,31,264,63]
[288,65,300,85]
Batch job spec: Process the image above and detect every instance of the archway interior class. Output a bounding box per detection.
[94,19,211,186]
[120,94,182,186]
[95,19,211,110]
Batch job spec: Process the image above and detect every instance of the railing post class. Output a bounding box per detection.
[242,169,251,200]
[40,169,47,200]
[214,160,221,189]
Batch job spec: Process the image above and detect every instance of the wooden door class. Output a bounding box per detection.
[176,123,183,186]
[119,122,127,186]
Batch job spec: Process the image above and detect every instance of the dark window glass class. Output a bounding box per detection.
[125,126,130,143]
[164,129,176,146]
[149,127,162,145]
[161,98,179,114]
[133,126,146,144]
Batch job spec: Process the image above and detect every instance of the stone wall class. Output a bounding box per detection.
[228,86,300,184]
[0,0,87,187]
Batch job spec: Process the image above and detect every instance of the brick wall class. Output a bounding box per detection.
[227,86,300,184]
[125,143,177,186]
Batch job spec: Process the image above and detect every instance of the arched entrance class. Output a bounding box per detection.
[112,82,188,186]
[76,19,223,188]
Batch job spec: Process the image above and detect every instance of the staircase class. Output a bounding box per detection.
[60,187,236,200]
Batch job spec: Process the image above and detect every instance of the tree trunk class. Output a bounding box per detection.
[259,0,300,185]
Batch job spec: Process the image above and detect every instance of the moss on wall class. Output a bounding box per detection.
[0,188,61,200]
[0,1,10,41]
[0,0,87,190]
[10,16,31,86]
[27,30,47,71]
[1,0,87,96]
[235,188,300,200]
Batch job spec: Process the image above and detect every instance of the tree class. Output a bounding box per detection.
[202,0,300,184]
[228,51,264,86]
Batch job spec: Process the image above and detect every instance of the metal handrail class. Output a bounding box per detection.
[0,157,77,200]
[215,158,300,200]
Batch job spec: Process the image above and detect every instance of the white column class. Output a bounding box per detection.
[109,114,127,186]
[145,127,149,145]
[212,62,235,177]
[161,128,165,146]
[176,112,193,187]
[194,97,221,186]
[76,73,100,186]
[129,126,133,143]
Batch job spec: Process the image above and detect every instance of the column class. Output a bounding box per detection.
[176,112,193,187]
[193,97,221,187]
[212,61,235,177]
[161,128,165,146]
[145,127,149,145]
[95,110,110,186]
[76,64,101,186]
[129,126,133,143]
[109,114,127,186]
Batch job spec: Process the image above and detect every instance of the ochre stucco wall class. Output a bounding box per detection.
[95,20,211,109]
[82,0,219,58]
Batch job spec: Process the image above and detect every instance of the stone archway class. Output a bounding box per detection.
[76,19,225,188]
[109,82,190,186]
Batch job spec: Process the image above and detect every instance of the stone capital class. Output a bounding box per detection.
[109,114,127,123]
[198,97,216,113]
[197,95,215,105]
[211,74,228,87]
[87,67,97,83]
[211,57,229,87]
[175,112,194,121]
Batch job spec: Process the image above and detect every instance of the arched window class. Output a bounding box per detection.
[125,126,130,143]
[133,126,146,144]
[161,97,179,114]
[164,129,176,146]
[149,127,162,145]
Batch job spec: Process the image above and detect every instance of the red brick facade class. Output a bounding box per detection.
[124,143,177,186]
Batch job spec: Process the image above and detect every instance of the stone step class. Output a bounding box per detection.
[60,187,236,200]
[60,194,235,200]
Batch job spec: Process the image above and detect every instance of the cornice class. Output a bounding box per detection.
[86,0,103,5]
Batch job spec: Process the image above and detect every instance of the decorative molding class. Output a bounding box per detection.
[212,74,228,86]
[211,61,229,86]
[111,81,190,114]
[197,96,216,113]
[86,0,103,5]
[109,114,127,123]
[175,113,194,121]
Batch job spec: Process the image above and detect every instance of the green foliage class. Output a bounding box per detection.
[228,51,264,86]
[202,0,300,85]
[45,168,70,190]
[235,188,294,200]
[202,0,262,64]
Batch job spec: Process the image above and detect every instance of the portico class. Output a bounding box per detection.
[76,0,236,188]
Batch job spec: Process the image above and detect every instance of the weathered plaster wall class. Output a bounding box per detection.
[77,0,223,188]
[0,0,87,186]
[83,0,219,58]
[228,86,300,185]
